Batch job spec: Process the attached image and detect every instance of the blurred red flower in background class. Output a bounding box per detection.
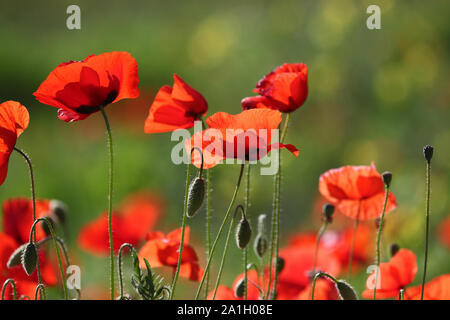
[33,51,139,122]
[138,227,202,281]
[78,192,162,255]
[144,74,207,133]
[187,109,299,169]
[296,278,340,300]
[242,63,308,113]
[319,163,397,220]
[363,248,417,299]
[404,274,450,300]
[0,101,29,186]
[438,216,450,249]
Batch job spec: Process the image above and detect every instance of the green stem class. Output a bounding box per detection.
[244,164,251,299]
[195,163,245,299]
[267,113,290,299]
[421,160,431,300]
[374,185,390,300]
[399,289,404,300]
[311,272,338,300]
[1,279,17,300]
[312,220,329,276]
[13,147,45,299]
[34,284,45,300]
[29,218,68,299]
[204,168,211,299]
[347,202,361,279]
[118,243,138,299]
[98,106,115,300]
[170,159,192,300]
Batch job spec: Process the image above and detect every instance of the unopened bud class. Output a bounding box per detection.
[7,243,28,268]
[41,217,55,237]
[275,257,285,274]
[186,177,205,218]
[236,216,252,249]
[22,243,38,276]
[336,280,358,300]
[382,171,392,188]
[390,243,400,257]
[234,278,245,298]
[50,199,68,224]
[254,233,268,258]
[423,145,434,163]
[322,203,334,223]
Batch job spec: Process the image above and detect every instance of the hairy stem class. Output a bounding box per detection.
[311,272,338,300]
[204,168,211,299]
[1,279,17,300]
[421,160,431,300]
[374,185,390,299]
[312,220,329,276]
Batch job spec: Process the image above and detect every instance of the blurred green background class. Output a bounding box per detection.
[0,0,449,299]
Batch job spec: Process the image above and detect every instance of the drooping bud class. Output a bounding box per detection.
[186,177,205,218]
[423,145,434,163]
[336,280,358,300]
[7,243,28,268]
[41,217,55,237]
[236,215,252,249]
[382,171,392,188]
[322,203,335,223]
[50,199,68,224]
[234,278,245,298]
[275,257,285,274]
[22,243,38,276]
[253,233,268,258]
[390,243,400,257]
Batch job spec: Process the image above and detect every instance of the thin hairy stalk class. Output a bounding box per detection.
[13,147,45,299]
[170,160,192,300]
[34,284,45,300]
[99,106,115,300]
[204,168,212,299]
[421,160,431,300]
[312,220,329,276]
[267,113,290,299]
[243,164,251,299]
[195,163,245,299]
[1,279,17,300]
[347,202,361,279]
[118,243,137,298]
[29,218,68,299]
[399,289,404,300]
[311,272,338,300]
[374,185,390,299]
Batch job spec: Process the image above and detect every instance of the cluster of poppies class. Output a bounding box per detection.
[0,51,449,300]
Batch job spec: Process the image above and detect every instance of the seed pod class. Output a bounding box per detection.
[22,243,38,276]
[234,278,245,298]
[423,145,434,163]
[236,216,252,249]
[50,199,68,224]
[7,243,28,268]
[254,233,268,258]
[186,177,205,218]
[275,257,285,274]
[382,171,392,188]
[336,280,358,300]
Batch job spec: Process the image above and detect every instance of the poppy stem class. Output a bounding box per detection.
[267,113,291,299]
[203,120,212,299]
[29,218,68,300]
[195,163,245,300]
[421,156,432,300]
[311,271,338,300]
[170,158,192,300]
[244,164,251,299]
[13,147,46,300]
[374,185,390,300]
[347,202,361,279]
[1,279,17,300]
[118,243,137,299]
[399,289,404,300]
[312,220,329,276]
[34,284,45,300]
[98,106,115,300]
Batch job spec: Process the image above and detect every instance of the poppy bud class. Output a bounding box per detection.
[186,177,205,218]
[423,145,434,163]
[336,280,358,300]
[234,278,245,298]
[322,203,334,223]
[50,199,68,224]
[236,216,252,249]
[390,243,400,257]
[254,233,268,258]
[22,243,38,276]
[382,171,392,188]
[41,217,55,237]
[7,243,28,268]
[275,257,285,274]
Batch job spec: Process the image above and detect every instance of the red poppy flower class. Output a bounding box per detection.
[33,51,139,122]
[404,274,450,300]
[144,74,207,133]
[186,109,299,168]
[363,249,417,299]
[241,63,308,113]
[2,198,52,244]
[296,278,340,300]
[0,232,57,299]
[438,216,450,249]
[0,101,29,186]
[318,163,397,220]
[78,192,162,256]
[138,227,203,281]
